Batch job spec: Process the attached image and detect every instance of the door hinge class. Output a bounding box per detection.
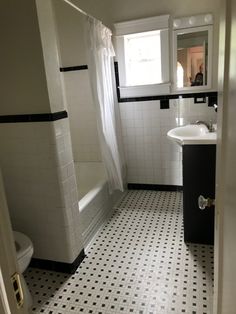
[11,273,24,308]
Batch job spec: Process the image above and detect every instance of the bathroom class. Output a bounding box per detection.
[1,0,236,313]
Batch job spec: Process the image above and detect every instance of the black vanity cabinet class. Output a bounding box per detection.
[182,145,216,245]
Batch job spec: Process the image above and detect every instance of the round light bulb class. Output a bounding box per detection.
[204,14,213,24]
[189,16,196,25]
[173,19,181,28]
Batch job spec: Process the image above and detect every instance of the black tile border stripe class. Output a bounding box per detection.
[0,110,68,123]
[114,61,218,104]
[30,249,86,274]
[208,94,218,107]
[128,183,183,192]
[114,61,121,101]
[58,62,218,105]
[60,65,88,72]
[160,99,170,109]
[117,85,218,103]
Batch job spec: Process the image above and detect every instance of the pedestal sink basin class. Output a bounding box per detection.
[167,124,217,145]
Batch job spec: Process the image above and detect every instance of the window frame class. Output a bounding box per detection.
[114,15,170,98]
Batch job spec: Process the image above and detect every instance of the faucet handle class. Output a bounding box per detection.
[209,119,212,129]
[208,120,215,132]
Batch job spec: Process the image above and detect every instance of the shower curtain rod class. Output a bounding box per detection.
[61,0,97,22]
[61,0,113,33]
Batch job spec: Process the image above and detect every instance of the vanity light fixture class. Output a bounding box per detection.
[173,13,213,30]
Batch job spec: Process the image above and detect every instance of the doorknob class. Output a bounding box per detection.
[198,195,215,210]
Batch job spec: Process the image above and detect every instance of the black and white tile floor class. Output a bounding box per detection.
[25,190,214,314]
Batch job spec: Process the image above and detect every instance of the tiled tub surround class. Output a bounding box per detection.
[25,190,214,314]
[120,98,217,186]
[62,69,125,249]
[62,70,102,162]
[75,162,124,249]
[75,162,107,200]
[0,117,84,266]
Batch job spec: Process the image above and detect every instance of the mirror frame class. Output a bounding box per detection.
[172,25,213,92]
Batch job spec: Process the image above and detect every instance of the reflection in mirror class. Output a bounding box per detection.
[176,31,208,88]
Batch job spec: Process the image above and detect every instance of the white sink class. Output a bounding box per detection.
[167,124,217,145]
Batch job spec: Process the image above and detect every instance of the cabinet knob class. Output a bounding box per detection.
[198,195,215,210]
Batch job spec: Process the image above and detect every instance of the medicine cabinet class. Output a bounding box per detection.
[172,14,213,92]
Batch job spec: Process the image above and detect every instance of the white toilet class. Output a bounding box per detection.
[13,231,34,308]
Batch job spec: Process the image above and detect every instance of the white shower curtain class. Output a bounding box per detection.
[85,16,126,193]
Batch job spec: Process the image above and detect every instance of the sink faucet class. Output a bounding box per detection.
[193,120,214,132]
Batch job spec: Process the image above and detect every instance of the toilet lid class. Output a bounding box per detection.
[13,231,33,260]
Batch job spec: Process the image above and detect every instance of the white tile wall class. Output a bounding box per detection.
[52,118,84,261]
[62,70,102,162]
[120,98,217,186]
[0,120,83,263]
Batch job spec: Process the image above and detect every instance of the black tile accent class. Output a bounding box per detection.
[118,90,218,103]
[114,62,121,101]
[30,249,86,274]
[160,99,170,109]
[194,96,206,103]
[0,110,68,123]
[127,183,183,191]
[51,111,68,121]
[114,61,218,104]
[60,65,88,72]
[208,94,218,107]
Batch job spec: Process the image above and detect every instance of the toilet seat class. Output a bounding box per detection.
[13,231,34,308]
[13,231,33,272]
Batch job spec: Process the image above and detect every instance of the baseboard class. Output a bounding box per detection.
[128,183,183,191]
[30,249,86,274]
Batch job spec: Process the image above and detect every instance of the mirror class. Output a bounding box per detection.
[173,26,213,91]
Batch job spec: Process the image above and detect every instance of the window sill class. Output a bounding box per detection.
[119,83,171,98]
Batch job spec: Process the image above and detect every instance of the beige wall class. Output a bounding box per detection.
[53,0,102,162]
[53,0,87,66]
[0,0,51,115]
[214,0,236,312]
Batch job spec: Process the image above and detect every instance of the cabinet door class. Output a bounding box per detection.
[183,145,216,244]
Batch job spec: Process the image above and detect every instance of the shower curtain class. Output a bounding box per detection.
[85,16,125,193]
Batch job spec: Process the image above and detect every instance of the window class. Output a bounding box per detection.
[124,30,162,86]
[114,15,170,98]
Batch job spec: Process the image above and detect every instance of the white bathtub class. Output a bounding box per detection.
[76,162,107,201]
[74,162,124,248]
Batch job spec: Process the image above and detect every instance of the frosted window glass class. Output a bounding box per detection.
[124,31,162,86]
